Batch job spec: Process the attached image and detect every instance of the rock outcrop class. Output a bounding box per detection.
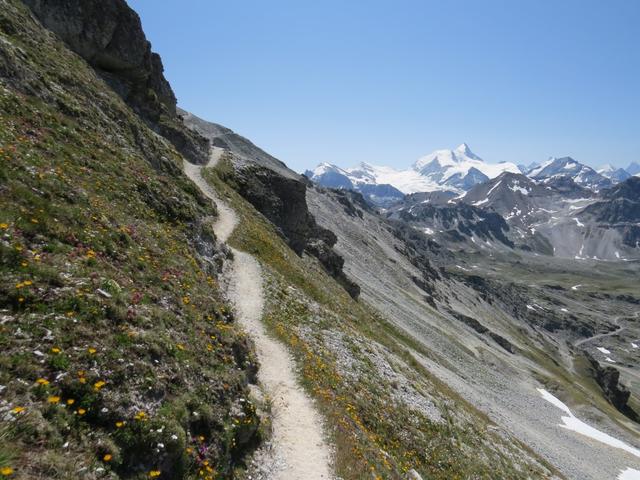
[229,163,361,299]
[583,352,635,419]
[22,0,209,164]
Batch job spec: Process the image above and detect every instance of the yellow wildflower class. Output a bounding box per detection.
[103,454,112,462]
[11,406,25,414]
[0,466,14,476]
[149,471,161,478]
[51,347,61,354]
[77,408,86,416]
[66,399,75,405]
[0,223,8,230]
[115,421,125,428]
[87,347,97,354]
[36,378,49,386]
[47,396,61,404]
[93,380,106,391]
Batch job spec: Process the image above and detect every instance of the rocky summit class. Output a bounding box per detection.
[1,1,639,480]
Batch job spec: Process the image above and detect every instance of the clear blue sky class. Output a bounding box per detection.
[128,0,639,172]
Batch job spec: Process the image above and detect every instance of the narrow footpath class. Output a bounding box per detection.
[184,149,332,479]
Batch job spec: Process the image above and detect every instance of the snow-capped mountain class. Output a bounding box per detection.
[597,164,631,183]
[529,156,611,191]
[304,163,405,207]
[306,144,520,204]
[627,161,640,176]
[412,143,520,191]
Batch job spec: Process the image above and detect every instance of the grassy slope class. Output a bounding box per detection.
[205,159,560,480]
[0,2,261,479]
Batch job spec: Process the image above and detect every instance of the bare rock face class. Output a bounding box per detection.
[583,352,634,416]
[230,163,361,299]
[22,0,209,164]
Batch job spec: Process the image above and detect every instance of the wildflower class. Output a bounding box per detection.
[66,399,75,406]
[87,347,97,354]
[36,378,50,386]
[149,471,161,478]
[115,421,125,428]
[23,280,32,286]
[30,218,38,224]
[176,344,185,351]
[0,223,8,230]
[11,406,25,414]
[134,411,147,421]
[15,283,24,289]
[182,296,190,305]
[86,249,96,259]
[77,408,86,416]
[0,466,14,476]
[20,262,27,267]
[103,454,112,462]
[47,396,61,404]
[198,435,205,442]
[51,347,61,354]
[93,380,106,391]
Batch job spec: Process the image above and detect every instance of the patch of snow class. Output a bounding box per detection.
[618,468,640,480]
[560,308,569,313]
[596,347,611,355]
[573,218,585,227]
[615,251,620,259]
[632,343,638,349]
[606,357,616,363]
[537,389,640,459]
[571,284,582,291]
[473,198,489,206]
[508,183,529,195]
[526,305,536,311]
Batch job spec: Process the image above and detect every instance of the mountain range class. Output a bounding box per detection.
[307,145,639,207]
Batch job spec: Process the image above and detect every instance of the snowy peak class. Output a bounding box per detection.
[412,144,520,191]
[529,156,611,190]
[413,143,482,172]
[597,164,631,183]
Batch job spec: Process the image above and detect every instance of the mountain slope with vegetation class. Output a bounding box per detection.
[0,1,262,478]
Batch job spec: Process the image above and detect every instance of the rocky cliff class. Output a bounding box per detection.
[21,0,210,165]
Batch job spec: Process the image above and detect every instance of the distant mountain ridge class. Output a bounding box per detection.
[306,143,521,205]
[307,146,636,206]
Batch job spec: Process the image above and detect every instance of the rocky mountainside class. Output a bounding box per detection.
[0,1,262,478]
[2,1,640,479]
[21,0,210,166]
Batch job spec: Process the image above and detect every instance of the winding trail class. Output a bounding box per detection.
[184,148,333,480]
[574,311,639,348]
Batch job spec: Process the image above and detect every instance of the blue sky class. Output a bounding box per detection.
[128,0,639,172]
